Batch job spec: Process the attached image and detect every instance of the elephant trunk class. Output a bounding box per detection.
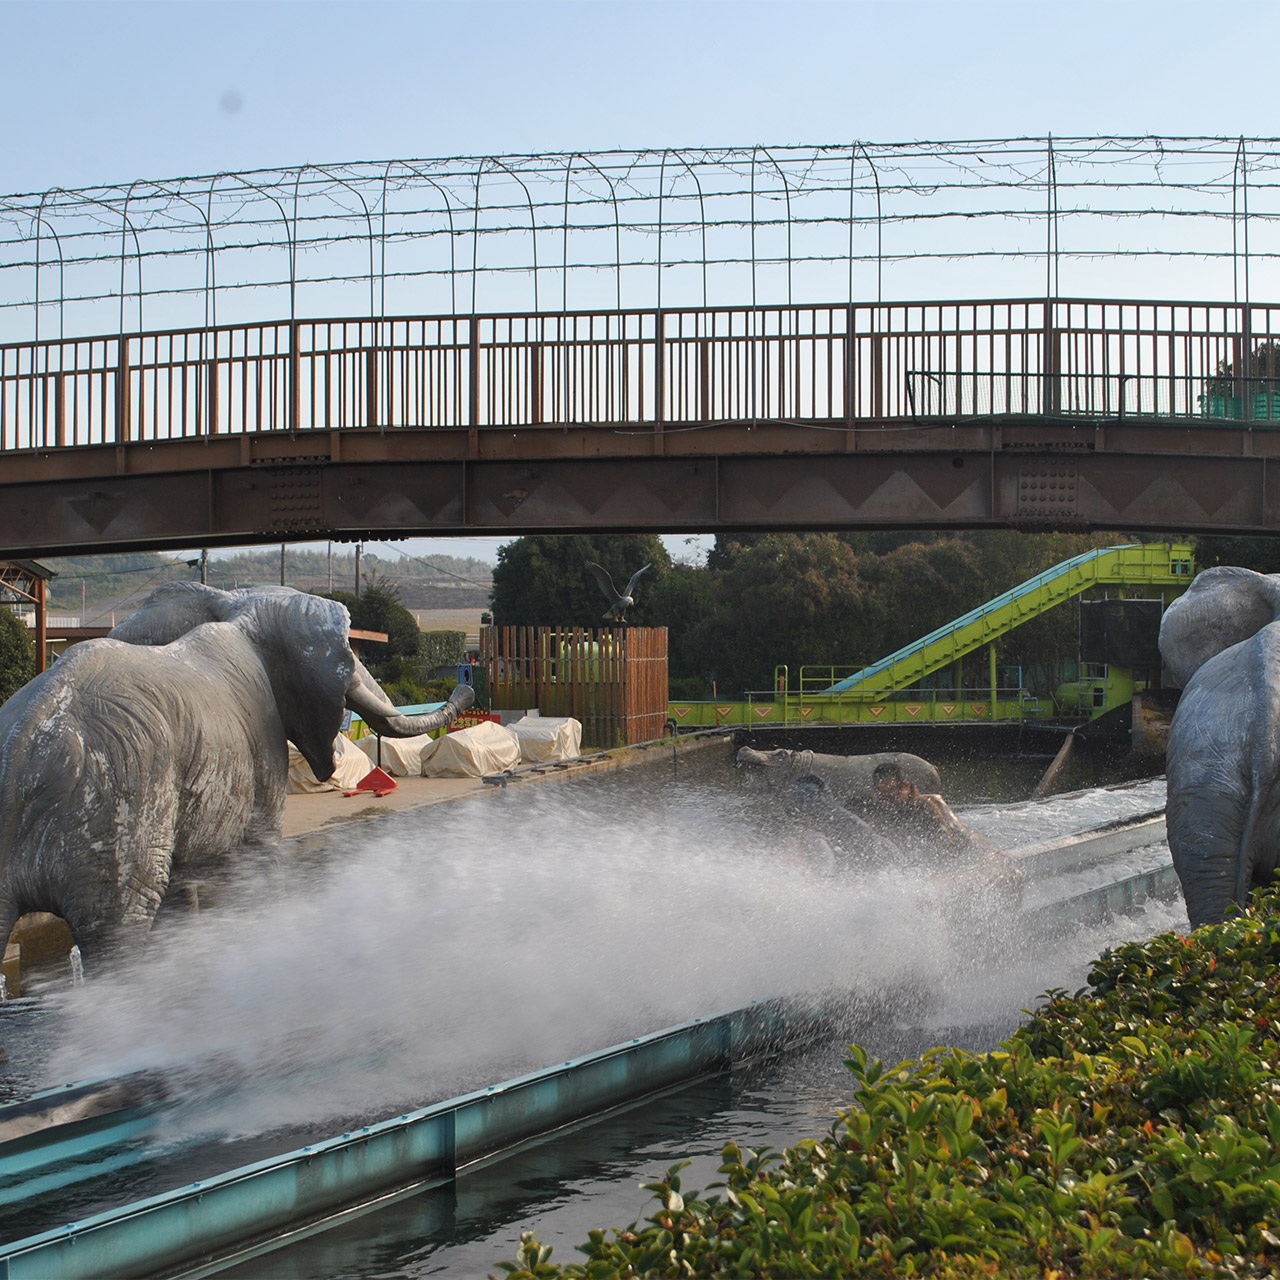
[345,661,475,737]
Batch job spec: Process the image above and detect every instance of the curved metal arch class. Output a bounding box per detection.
[656,148,708,312]
[300,162,378,320]
[1045,135,1059,299]
[118,180,146,335]
[378,160,396,322]
[1234,136,1250,308]
[562,152,622,314]
[147,178,218,333]
[849,142,883,306]
[288,162,373,320]
[398,161,462,315]
[470,157,540,316]
[236,173,296,325]
[751,145,794,311]
[31,191,66,344]
[204,173,224,331]
[42,187,144,337]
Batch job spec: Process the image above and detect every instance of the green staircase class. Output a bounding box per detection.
[822,541,1195,698]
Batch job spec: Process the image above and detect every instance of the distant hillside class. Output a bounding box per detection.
[41,547,493,622]
[208,548,493,610]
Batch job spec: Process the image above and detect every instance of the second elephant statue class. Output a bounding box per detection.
[0,583,474,966]
[1160,565,1280,928]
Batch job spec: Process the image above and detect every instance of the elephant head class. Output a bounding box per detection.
[1159,566,1280,927]
[1158,565,1280,689]
[109,583,474,779]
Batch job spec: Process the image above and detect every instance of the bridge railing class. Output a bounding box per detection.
[3,297,1279,451]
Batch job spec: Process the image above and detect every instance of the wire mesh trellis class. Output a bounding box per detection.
[2,137,1280,346]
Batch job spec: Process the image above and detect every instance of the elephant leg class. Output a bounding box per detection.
[0,896,20,998]
[1167,783,1250,929]
[61,841,173,972]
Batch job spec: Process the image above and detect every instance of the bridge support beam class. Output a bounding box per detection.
[0,428,1277,557]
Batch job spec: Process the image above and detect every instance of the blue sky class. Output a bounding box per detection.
[5,0,1276,565]
[4,0,1276,194]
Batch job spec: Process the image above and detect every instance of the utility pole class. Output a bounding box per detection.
[200,549,208,585]
[355,542,362,595]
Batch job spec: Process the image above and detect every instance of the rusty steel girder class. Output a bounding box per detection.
[0,418,1277,557]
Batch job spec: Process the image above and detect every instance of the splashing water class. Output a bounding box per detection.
[37,768,1181,1144]
[68,946,84,988]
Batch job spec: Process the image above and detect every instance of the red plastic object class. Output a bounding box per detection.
[343,766,399,798]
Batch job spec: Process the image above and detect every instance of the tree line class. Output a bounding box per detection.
[491,530,1280,701]
[5,530,1279,710]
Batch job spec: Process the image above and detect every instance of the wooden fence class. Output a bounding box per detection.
[480,625,669,749]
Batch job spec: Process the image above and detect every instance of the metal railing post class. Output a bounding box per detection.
[288,321,301,432]
[115,336,131,444]
[654,309,665,428]
[468,317,481,436]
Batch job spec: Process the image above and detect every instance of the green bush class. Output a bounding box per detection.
[499,892,1280,1277]
[0,608,36,704]
[420,629,467,669]
[669,676,713,700]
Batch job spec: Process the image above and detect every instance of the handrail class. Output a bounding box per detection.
[4,296,1280,452]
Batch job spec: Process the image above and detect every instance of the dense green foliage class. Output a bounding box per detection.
[421,629,468,672]
[1192,535,1280,575]
[32,527,1244,704]
[500,892,1280,1278]
[325,578,438,704]
[0,608,36,703]
[491,535,673,627]
[493,529,1128,698]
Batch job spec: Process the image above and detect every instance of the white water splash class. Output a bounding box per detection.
[38,771,1178,1142]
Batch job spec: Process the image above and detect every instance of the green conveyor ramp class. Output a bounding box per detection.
[823,541,1195,697]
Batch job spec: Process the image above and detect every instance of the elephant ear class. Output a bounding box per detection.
[239,590,355,781]
[1159,566,1280,687]
[109,582,238,644]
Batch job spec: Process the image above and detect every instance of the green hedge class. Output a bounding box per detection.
[499,892,1280,1278]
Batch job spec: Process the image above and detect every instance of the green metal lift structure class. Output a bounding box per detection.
[668,541,1196,731]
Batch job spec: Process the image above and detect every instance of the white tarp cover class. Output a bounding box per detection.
[510,716,582,763]
[419,720,521,777]
[288,734,374,793]
[354,731,437,778]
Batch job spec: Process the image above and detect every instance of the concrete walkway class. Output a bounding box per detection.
[281,774,492,840]
[281,733,731,843]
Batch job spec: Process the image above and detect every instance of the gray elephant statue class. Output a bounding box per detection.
[735,746,943,806]
[0,583,474,965]
[1160,565,1280,928]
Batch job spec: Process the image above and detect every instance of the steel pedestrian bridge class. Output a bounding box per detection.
[5,137,1280,556]
[3,295,1280,556]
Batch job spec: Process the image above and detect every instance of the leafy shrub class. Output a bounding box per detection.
[0,607,35,704]
[499,891,1280,1277]
[421,629,467,671]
